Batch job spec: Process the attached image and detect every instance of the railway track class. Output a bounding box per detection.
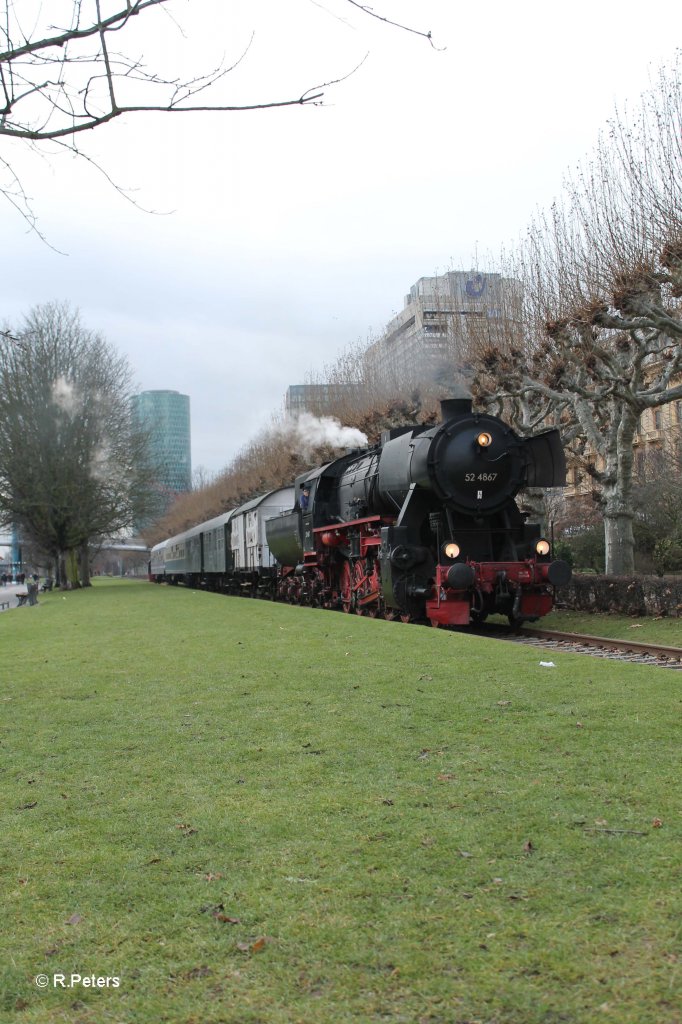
[503,625,682,669]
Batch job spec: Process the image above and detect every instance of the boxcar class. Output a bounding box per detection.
[231,487,295,571]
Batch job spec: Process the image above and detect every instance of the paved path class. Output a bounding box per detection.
[0,582,36,612]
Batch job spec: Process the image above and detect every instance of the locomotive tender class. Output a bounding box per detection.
[151,399,571,626]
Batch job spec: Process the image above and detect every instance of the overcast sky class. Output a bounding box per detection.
[2,0,680,476]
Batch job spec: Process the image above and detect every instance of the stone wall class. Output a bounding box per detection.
[557,574,682,617]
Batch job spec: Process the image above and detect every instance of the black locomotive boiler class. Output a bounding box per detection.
[265,398,571,626]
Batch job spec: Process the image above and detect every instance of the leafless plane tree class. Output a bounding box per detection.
[470,58,682,575]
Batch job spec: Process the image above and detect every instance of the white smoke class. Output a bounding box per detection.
[90,441,129,487]
[282,413,368,456]
[90,444,111,482]
[52,376,80,415]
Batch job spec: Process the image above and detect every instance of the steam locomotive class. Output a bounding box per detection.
[151,399,571,627]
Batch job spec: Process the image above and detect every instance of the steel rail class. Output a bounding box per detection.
[518,627,682,662]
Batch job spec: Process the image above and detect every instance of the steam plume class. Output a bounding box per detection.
[52,376,80,415]
[281,413,367,456]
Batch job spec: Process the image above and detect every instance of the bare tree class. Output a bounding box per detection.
[0,302,158,586]
[1,0,434,231]
[470,59,682,575]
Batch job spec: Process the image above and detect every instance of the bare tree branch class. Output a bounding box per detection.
[0,0,435,231]
[342,0,441,48]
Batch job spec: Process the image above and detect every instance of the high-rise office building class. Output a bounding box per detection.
[284,383,356,417]
[363,270,522,391]
[133,390,192,501]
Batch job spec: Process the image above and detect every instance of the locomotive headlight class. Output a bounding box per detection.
[476,431,493,448]
[443,541,460,560]
[535,538,551,556]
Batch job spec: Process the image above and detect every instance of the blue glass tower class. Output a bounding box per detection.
[133,390,192,501]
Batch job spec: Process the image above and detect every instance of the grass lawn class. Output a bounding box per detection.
[542,608,682,646]
[1,579,680,1023]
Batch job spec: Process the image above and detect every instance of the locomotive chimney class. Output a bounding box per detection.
[440,397,472,421]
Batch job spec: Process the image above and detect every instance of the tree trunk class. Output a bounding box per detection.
[57,552,67,588]
[66,549,81,589]
[600,403,638,576]
[603,499,635,575]
[517,487,548,533]
[79,542,92,587]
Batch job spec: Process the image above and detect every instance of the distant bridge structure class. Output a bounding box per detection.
[0,535,151,575]
[100,541,151,554]
[93,540,151,577]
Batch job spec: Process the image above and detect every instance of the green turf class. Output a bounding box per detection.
[542,608,682,645]
[1,580,680,1023]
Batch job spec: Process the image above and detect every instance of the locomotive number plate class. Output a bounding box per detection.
[464,473,498,482]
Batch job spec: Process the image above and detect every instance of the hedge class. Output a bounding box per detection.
[557,573,682,617]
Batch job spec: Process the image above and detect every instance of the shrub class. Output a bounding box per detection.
[552,539,575,567]
[653,536,682,575]
[564,525,605,572]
